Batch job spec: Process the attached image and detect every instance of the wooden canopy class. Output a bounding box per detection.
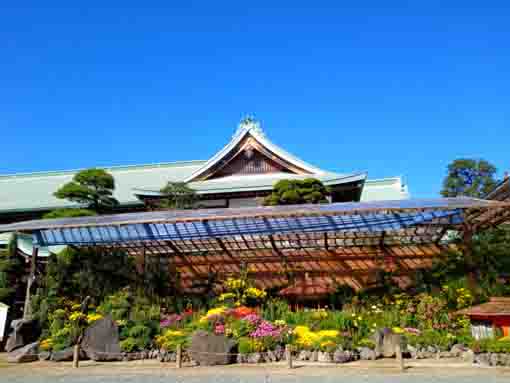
[2,197,510,295]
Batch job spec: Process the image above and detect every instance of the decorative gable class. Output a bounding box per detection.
[186,118,325,182]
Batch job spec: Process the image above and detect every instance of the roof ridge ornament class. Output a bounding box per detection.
[233,116,265,138]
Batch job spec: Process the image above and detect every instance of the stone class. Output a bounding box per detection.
[50,347,87,362]
[266,350,277,362]
[461,349,475,364]
[158,351,167,362]
[5,319,41,353]
[450,344,466,357]
[247,352,263,364]
[81,315,121,361]
[189,331,237,366]
[298,350,311,361]
[333,349,354,363]
[426,346,437,354]
[236,354,247,364]
[7,342,39,363]
[86,349,123,361]
[490,353,500,366]
[317,351,333,363]
[274,346,284,361]
[359,347,377,361]
[310,350,319,362]
[38,351,51,361]
[475,353,491,366]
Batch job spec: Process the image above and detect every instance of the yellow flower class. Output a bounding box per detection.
[86,313,103,324]
[200,307,227,322]
[392,327,404,334]
[317,330,339,338]
[69,311,86,322]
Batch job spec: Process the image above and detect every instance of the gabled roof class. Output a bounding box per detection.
[456,297,510,317]
[184,119,327,182]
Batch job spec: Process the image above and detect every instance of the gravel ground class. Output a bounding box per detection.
[2,358,510,383]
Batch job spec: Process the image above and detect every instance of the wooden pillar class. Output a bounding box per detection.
[23,247,38,320]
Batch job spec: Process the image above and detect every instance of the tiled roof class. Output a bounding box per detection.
[457,297,510,317]
[0,161,204,213]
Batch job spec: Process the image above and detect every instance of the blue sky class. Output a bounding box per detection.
[1,2,509,198]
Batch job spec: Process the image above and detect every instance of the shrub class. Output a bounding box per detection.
[238,337,263,354]
[155,329,189,351]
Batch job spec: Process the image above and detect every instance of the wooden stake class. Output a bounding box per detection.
[73,344,80,368]
[395,338,404,372]
[176,343,182,368]
[286,345,293,369]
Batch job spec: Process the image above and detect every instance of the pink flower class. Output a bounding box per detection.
[242,314,261,325]
[214,323,225,335]
[250,320,282,338]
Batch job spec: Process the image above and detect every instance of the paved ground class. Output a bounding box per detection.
[2,356,510,383]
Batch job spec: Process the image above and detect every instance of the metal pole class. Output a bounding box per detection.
[23,247,38,320]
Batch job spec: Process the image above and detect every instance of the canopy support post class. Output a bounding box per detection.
[23,246,39,320]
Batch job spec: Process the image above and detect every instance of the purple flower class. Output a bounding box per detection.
[160,314,183,328]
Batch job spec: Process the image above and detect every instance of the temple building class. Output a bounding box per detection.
[0,119,408,226]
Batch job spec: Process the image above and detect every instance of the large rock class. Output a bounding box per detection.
[5,319,41,352]
[50,346,88,362]
[359,347,377,361]
[81,315,121,361]
[333,349,355,363]
[372,328,404,358]
[189,331,237,366]
[7,341,39,363]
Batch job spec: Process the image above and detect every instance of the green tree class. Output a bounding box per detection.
[441,159,498,198]
[0,234,24,309]
[263,178,330,206]
[159,182,198,209]
[54,168,118,212]
[43,208,97,219]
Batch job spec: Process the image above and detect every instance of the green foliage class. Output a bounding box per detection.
[54,168,118,212]
[0,234,24,308]
[263,178,330,206]
[238,336,262,354]
[119,337,139,352]
[441,158,498,198]
[406,329,457,351]
[159,182,198,209]
[472,339,510,353]
[261,298,291,322]
[43,208,97,219]
[155,329,190,351]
